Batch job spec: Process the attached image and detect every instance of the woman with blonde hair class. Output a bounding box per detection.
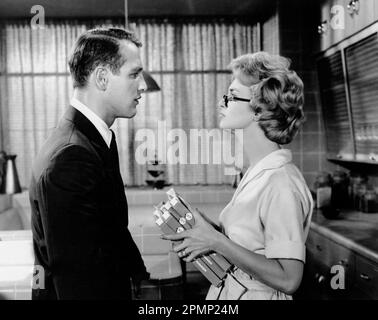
[163,52,313,300]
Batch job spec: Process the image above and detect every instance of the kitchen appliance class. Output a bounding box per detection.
[0,152,22,194]
[146,153,166,189]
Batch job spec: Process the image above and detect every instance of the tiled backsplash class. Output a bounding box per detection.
[1,186,235,233]
[126,185,234,206]
[11,185,234,210]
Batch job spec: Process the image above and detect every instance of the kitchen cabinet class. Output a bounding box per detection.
[354,255,378,298]
[344,32,378,161]
[320,0,377,51]
[317,21,378,164]
[317,51,354,160]
[298,228,378,300]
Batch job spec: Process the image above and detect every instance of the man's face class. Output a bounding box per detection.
[105,40,147,119]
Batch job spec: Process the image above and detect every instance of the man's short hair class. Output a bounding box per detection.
[68,27,142,88]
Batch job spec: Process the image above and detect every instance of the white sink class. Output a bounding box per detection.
[0,239,34,299]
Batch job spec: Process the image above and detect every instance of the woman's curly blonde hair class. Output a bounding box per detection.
[230,52,305,145]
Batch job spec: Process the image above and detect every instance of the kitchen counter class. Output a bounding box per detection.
[310,209,378,263]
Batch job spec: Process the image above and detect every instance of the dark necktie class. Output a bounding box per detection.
[110,129,120,171]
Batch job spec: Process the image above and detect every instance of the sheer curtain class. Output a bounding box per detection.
[0,19,260,187]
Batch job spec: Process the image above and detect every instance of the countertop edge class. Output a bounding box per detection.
[310,221,378,264]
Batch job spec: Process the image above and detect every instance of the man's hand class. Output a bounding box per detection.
[131,271,150,299]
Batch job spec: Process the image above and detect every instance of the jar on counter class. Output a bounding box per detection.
[349,174,368,210]
[314,172,332,209]
[361,189,378,213]
[355,183,368,211]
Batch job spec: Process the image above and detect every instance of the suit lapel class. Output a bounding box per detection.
[60,106,111,165]
[60,106,128,223]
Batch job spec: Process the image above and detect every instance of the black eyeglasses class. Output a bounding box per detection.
[222,95,250,108]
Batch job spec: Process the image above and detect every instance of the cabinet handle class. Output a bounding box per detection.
[318,22,328,35]
[347,0,360,15]
[315,273,326,284]
[360,273,370,281]
[316,245,322,251]
[338,259,348,267]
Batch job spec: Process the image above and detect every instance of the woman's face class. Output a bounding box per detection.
[218,69,258,129]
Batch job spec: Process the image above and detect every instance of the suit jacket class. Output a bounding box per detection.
[29,106,147,300]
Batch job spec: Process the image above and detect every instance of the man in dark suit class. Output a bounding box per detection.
[29,28,149,299]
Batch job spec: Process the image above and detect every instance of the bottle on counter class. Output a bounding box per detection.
[331,171,349,210]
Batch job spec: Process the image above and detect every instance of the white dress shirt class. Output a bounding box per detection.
[70,97,112,148]
[219,149,314,263]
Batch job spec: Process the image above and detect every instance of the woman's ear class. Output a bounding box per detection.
[252,112,261,122]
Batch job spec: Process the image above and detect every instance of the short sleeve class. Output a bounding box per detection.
[260,186,306,262]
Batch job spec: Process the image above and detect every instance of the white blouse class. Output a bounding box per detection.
[219,149,314,263]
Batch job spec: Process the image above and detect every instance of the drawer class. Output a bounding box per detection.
[306,230,355,294]
[307,230,355,271]
[355,255,378,299]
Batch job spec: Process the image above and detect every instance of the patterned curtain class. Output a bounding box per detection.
[0,19,260,187]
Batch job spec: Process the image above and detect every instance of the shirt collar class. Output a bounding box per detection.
[233,149,293,200]
[249,148,292,175]
[70,97,112,148]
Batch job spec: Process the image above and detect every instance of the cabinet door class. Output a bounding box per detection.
[307,230,355,277]
[296,249,333,300]
[354,255,378,299]
[307,229,361,299]
[345,32,378,161]
[317,51,354,160]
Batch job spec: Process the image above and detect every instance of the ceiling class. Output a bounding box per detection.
[0,0,276,19]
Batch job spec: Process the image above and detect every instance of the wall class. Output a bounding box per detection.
[273,0,378,193]
[319,0,378,52]
[262,1,280,55]
[275,0,337,189]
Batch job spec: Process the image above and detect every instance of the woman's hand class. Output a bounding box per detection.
[161,209,224,262]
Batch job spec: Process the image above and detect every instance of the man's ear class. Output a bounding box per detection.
[94,66,109,91]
